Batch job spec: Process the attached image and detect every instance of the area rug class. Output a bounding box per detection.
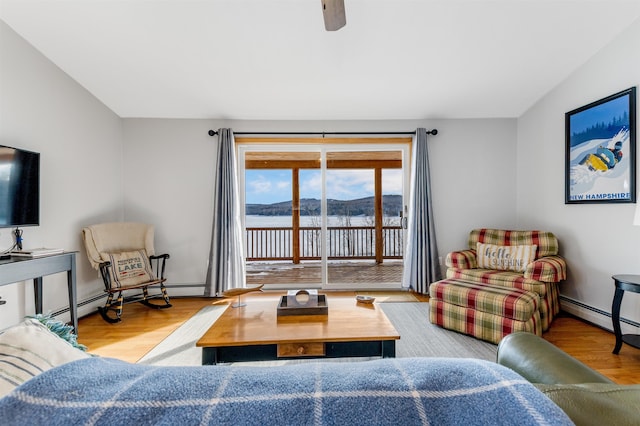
[380,303,497,359]
[137,304,227,366]
[137,302,497,366]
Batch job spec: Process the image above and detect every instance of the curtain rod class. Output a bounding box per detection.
[207,129,438,137]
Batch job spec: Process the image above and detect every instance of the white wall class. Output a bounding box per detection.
[0,21,124,327]
[122,118,518,291]
[122,119,216,292]
[0,18,519,326]
[427,119,518,256]
[517,18,640,332]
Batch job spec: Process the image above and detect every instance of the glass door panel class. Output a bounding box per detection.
[299,168,322,262]
[380,168,404,284]
[239,144,408,290]
[325,168,376,287]
[324,150,405,288]
[242,150,322,288]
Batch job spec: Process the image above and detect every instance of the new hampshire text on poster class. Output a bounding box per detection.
[569,192,630,201]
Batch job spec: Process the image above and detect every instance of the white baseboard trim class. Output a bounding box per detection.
[50,284,207,322]
[560,295,640,335]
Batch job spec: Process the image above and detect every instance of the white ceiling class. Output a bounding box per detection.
[2,0,640,120]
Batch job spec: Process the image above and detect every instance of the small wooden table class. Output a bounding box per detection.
[612,274,640,354]
[196,295,400,365]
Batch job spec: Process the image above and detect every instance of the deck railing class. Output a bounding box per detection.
[245,226,403,261]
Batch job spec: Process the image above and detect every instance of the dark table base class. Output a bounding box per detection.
[612,275,640,354]
[203,340,396,365]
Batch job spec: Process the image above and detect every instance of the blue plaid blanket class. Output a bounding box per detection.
[0,357,571,425]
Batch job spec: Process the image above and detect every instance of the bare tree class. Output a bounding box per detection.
[337,204,354,256]
[307,213,322,257]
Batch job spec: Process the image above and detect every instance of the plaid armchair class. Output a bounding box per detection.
[445,229,566,331]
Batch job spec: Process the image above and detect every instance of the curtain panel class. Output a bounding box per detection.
[402,128,441,294]
[204,128,246,296]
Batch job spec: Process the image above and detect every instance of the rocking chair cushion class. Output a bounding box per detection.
[103,249,157,288]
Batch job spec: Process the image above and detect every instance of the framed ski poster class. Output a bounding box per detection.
[565,87,636,204]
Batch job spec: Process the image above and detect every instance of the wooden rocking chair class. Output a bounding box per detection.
[82,222,171,323]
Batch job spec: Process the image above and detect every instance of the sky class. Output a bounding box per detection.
[245,169,403,205]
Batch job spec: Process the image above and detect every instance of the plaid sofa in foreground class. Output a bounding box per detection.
[445,228,567,332]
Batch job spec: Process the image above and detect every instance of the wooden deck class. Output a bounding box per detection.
[246,261,404,286]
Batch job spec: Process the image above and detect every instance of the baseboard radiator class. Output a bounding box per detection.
[50,284,206,319]
[560,295,640,334]
[50,293,105,318]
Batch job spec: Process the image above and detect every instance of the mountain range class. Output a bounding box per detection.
[246,195,403,217]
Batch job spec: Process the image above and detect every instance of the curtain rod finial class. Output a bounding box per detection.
[208,130,218,136]
[428,129,438,136]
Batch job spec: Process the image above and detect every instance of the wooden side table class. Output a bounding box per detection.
[612,274,640,354]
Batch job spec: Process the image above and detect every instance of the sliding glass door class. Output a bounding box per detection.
[237,140,410,290]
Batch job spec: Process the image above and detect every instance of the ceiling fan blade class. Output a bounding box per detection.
[322,0,346,31]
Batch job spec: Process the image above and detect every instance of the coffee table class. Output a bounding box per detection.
[196,295,400,365]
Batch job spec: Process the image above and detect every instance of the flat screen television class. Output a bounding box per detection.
[0,145,40,228]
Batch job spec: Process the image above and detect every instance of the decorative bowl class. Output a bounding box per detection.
[356,295,375,304]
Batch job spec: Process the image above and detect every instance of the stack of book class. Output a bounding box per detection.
[11,248,64,258]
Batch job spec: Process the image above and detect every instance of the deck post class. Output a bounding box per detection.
[375,168,383,264]
[292,168,301,264]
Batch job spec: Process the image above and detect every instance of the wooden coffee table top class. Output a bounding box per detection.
[196,295,400,348]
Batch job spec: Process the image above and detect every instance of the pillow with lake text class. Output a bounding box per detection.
[103,249,156,288]
[476,243,537,273]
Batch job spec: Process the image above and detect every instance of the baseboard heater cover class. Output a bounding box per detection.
[559,295,640,333]
[49,284,206,318]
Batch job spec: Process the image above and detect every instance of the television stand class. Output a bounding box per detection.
[0,252,78,334]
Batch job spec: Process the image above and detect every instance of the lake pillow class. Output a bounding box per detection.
[102,249,156,288]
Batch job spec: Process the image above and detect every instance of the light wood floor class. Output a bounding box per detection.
[77,292,640,385]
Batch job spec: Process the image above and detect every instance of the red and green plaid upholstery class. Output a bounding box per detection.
[525,255,566,282]
[467,228,559,259]
[446,269,560,331]
[429,279,541,344]
[446,249,477,270]
[429,300,541,345]
[445,268,550,295]
[446,251,566,283]
[430,279,539,322]
[444,229,566,331]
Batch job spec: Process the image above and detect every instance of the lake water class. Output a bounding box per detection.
[245,215,400,227]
